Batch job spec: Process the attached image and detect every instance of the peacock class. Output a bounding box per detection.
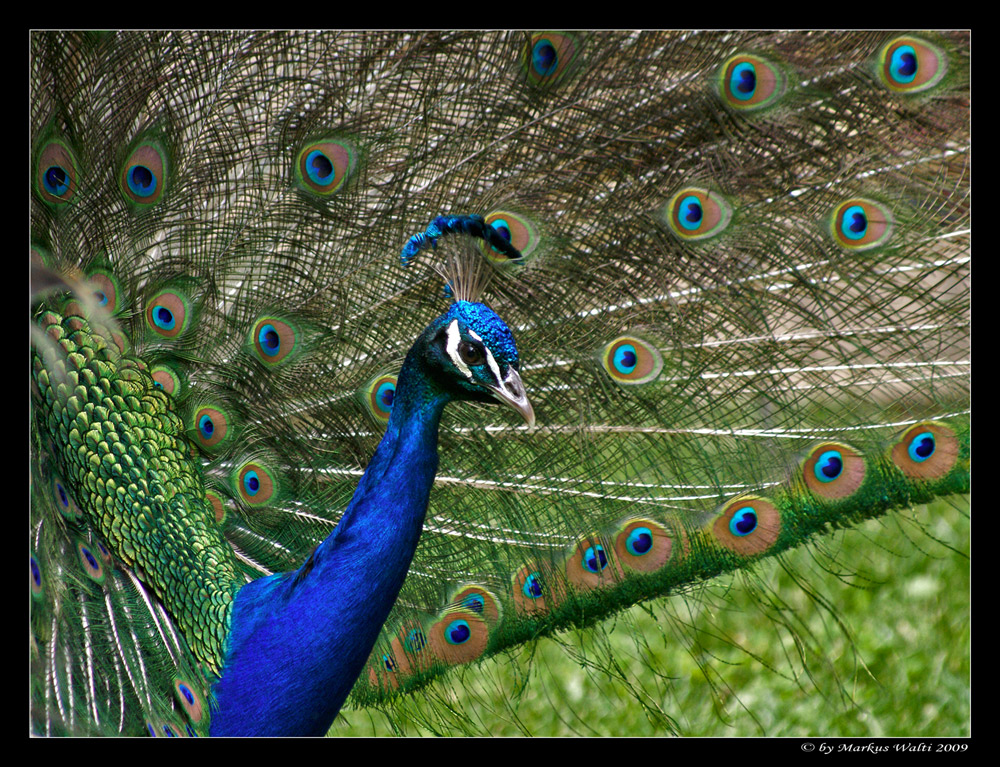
[30,30,970,737]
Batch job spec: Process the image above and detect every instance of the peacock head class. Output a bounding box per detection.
[417,300,534,426]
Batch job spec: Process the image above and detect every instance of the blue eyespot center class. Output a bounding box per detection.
[613,344,638,374]
[376,381,395,413]
[729,507,758,537]
[679,195,703,229]
[198,414,215,438]
[446,619,471,645]
[583,545,608,573]
[523,572,543,599]
[532,40,557,75]
[243,471,260,496]
[842,205,868,239]
[44,165,70,195]
[153,306,175,330]
[890,45,918,83]
[730,62,757,99]
[258,324,280,356]
[489,218,513,254]
[56,482,68,507]
[908,431,936,462]
[127,165,157,197]
[626,527,653,556]
[306,150,335,184]
[464,595,485,613]
[382,654,396,672]
[814,450,844,482]
[30,556,41,586]
[82,547,99,570]
[178,683,194,705]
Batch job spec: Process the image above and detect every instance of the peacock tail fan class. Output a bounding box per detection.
[30,30,968,737]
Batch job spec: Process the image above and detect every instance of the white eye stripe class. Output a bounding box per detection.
[445,320,473,379]
[482,345,503,387]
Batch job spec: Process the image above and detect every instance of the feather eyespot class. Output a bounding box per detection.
[151,365,184,397]
[523,32,580,85]
[193,406,230,450]
[361,374,397,424]
[295,140,356,195]
[429,610,488,664]
[251,318,297,365]
[120,142,167,205]
[802,442,865,499]
[235,462,276,506]
[482,210,541,262]
[368,645,406,692]
[451,585,501,624]
[86,270,121,315]
[711,496,781,556]
[878,36,947,94]
[145,290,190,339]
[511,563,561,615]
[614,518,675,573]
[76,540,106,584]
[891,422,960,480]
[829,198,894,251]
[30,554,43,599]
[174,678,206,724]
[566,535,624,589]
[601,336,664,385]
[719,54,786,111]
[36,139,80,206]
[663,188,733,241]
[51,476,83,521]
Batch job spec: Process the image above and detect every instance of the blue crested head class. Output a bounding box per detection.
[413,300,534,426]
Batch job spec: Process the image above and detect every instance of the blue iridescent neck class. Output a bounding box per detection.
[210,335,449,736]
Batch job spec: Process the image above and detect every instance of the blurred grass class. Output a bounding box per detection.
[331,496,969,737]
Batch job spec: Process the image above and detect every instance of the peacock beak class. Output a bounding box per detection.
[487,367,535,428]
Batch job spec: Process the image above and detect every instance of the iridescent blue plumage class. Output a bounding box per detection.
[210,297,532,735]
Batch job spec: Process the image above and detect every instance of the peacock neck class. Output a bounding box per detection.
[210,343,448,736]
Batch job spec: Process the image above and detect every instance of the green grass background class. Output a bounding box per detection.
[330,497,969,737]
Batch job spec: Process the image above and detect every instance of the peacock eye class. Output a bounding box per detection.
[458,341,484,366]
